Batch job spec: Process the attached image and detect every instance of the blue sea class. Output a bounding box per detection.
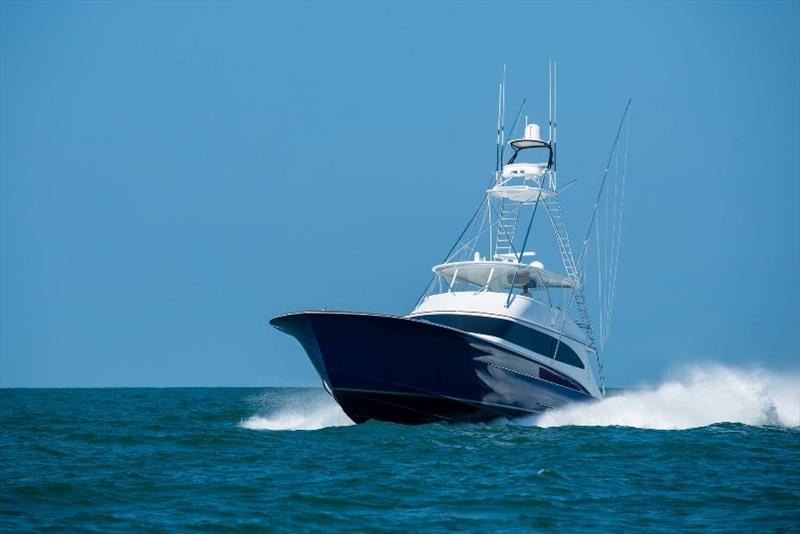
[2,367,799,532]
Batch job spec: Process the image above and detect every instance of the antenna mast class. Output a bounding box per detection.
[499,65,506,165]
[552,61,558,182]
[548,61,553,143]
[495,83,502,172]
[491,66,508,261]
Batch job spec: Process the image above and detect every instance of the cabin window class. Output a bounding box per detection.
[538,367,582,392]
[418,314,585,369]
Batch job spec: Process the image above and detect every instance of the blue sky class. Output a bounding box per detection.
[1,1,798,387]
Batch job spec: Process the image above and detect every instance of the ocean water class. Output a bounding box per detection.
[1,365,799,532]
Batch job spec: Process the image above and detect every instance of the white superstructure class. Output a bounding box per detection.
[409,63,631,399]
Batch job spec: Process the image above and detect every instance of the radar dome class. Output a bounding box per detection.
[524,123,542,142]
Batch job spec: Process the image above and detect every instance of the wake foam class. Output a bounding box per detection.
[240,391,354,431]
[529,364,799,430]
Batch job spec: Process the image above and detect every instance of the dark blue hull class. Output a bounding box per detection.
[270,311,594,424]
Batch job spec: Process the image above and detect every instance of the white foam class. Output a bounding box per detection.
[240,395,354,431]
[528,364,800,430]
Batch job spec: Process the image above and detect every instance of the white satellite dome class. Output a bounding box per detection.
[524,123,542,142]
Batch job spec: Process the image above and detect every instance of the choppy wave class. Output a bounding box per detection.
[4,385,799,531]
[529,364,799,430]
[240,391,354,431]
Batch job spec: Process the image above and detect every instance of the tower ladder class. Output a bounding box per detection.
[543,191,605,392]
[493,198,521,258]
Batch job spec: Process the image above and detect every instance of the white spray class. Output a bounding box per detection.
[528,364,799,430]
[240,391,354,431]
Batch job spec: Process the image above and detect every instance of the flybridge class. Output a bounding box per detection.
[431,120,569,292]
[421,63,580,298]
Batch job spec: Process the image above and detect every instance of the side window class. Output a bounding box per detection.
[539,367,581,392]
[419,314,585,369]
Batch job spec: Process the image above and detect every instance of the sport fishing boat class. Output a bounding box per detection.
[271,65,630,424]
